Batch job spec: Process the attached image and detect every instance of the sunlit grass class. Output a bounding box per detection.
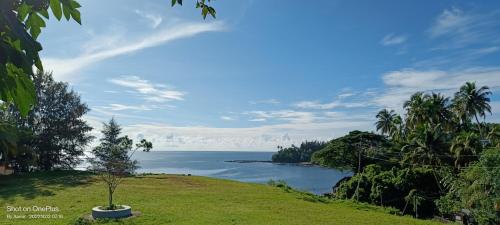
[0,171,442,225]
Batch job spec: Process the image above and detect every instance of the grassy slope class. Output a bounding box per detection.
[0,171,442,225]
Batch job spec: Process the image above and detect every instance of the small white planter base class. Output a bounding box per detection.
[92,205,132,219]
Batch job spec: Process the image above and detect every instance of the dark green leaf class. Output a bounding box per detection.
[39,9,50,19]
[27,13,46,39]
[202,6,208,19]
[17,4,31,21]
[50,0,63,20]
[5,63,36,117]
[62,4,71,20]
[70,9,81,24]
[208,7,216,18]
[69,0,81,8]
[34,56,43,71]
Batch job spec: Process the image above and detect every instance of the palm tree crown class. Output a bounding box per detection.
[452,82,491,136]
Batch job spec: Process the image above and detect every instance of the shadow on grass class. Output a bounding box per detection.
[0,170,95,202]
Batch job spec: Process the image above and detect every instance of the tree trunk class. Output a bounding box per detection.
[354,150,362,201]
[3,150,8,167]
[414,196,418,218]
[474,114,483,139]
[108,185,113,209]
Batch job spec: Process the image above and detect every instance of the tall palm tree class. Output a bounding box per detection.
[392,114,405,141]
[404,92,427,129]
[427,93,452,125]
[401,124,448,167]
[450,132,481,169]
[453,82,492,137]
[486,124,499,147]
[375,109,396,136]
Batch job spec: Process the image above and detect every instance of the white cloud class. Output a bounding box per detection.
[293,101,340,110]
[429,7,470,38]
[382,69,448,88]
[220,116,235,121]
[427,7,500,49]
[249,118,266,122]
[244,110,317,124]
[470,46,500,55]
[135,10,163,29]
[109,76,184,102]
[374,67,500,111]
[413,46,500,68]
[293,99,369,110]
[43,21,225,82]
[100,103,159,111]
[380,33,407,46]
[337,92,354,99]
[85,118,371,151]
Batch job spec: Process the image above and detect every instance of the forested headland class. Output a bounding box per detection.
[272,141,326,163]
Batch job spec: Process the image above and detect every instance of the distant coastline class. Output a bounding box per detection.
[225,160,317,167]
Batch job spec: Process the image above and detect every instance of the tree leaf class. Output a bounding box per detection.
[202,6,208,19]
[70,9,81,24]
[27,13,46,39]
[17,3,31,21]
[62,4,71,20]
[5,63,36,117]
[50,0,63,20]
[208,7,216,18]
[39,9,50,19]
[69,0,81,8]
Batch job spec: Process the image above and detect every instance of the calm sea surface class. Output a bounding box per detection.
[131,151,351,194]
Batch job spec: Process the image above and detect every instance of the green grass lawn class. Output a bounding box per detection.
[0,171,443,225]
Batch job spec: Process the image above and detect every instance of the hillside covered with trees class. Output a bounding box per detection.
[276,82,499,224]
[272,141,327,163]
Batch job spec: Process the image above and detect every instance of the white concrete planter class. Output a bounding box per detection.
[92,205,132,219]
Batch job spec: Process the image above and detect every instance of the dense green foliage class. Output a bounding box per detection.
[0,0,81,116]
[437,148,500,225]
[272,140,326,163]
[89,119,152,209]
[0,171,441,225]
[311,131,393,172]
[0,71,93,172]
[334,165,440,217]
[309,82,498,223]
[28,71,93,170]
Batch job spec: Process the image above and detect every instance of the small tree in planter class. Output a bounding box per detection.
[88,118,152,214]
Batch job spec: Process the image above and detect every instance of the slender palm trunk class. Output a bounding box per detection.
[402,199,409,215]
[474,114,483,139]
[414,196,418,218]
[432,169,444,193]
[379,187,383,206]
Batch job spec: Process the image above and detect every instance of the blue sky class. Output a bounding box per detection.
[39,0,500,151]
